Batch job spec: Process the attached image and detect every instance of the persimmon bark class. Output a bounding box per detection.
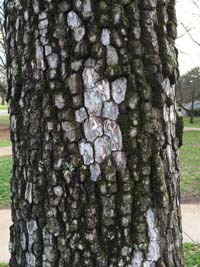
[5,0,183,266]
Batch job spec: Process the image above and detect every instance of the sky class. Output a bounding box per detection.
[176,0,200,75]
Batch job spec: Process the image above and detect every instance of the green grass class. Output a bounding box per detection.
[0,140,11,147]
[0,157,12,207]
[0,115,9,126]
[184,243,200,267]
[0,115,10,146]
[0,104,8,110]
[0,263,8,267]
[180,131,200,196]
[184,117,200,128]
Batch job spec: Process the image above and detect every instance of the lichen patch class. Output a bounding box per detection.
[67,11,81,28]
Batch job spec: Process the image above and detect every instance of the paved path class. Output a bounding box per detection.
[0,204,200,263]
[184,127,200,131]
[0,110,8,116]
[0,209,11,263]
[0,147,12,157]
[182,204,200,243]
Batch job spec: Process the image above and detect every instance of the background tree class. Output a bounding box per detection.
[0,72,6,105]
[177,67,200,123]
[0,2,6,105]
[5,1,183,267]
[176,0,200,75]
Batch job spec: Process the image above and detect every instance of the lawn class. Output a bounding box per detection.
[183,117,200,128]
[0,140,11,147]
[0,115,10,146]
[0,105,8,111]
[0,115,9,126]
[180,131,200,197]
[0,157,12,208]
[184,243,200,267]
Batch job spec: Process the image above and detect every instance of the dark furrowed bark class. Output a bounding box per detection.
[5,0,183,266]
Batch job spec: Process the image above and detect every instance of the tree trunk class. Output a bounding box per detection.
[190,90,195,124]
[189,113,194,124]
[1,94,5,105]
[5,0,183,266]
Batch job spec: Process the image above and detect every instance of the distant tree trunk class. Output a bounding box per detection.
[190,112,194,124]
[176,113,183,147]
[5,1,183,267]
[190,90,195,124]
[1,94,5,105]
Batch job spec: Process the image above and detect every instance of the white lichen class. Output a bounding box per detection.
[112,151,127,170]
[36,42,45,70]
[27,220,38,235]
[25,183,33,204]
[146,208,160,262]
[82,67,99,89]
[163,104,169,122]
[84,117,103,142]
[166,144,173,172]
[45,45,52,56]
[128,96,138,110]
[82,0,92,17]
[75,107,88,123]
[74,26,86,42]
[102,101,119,120]
[33,0,39,14]
[90,163,101,182]
[39,12,47,20]
[67,11,81,28]
[112,77,127,104]
[104,119,122,151]
[131,209,160,266]
[107,45,119,65]
[54,186,64,197]
[15,17,20,30]
[39,18,48,30]
[101,28,111,46]
[169,105,176,123]
[68,73,81,95]
[55,94,65,109]
[26,253,36,267]
[162,78,170,96]
[132,250,143,267]
[71,60,83,71]
[84,91,103,116]
[10,115,16,132]
[61,122,76,142]
[79,141,94,165]
[94,136,112,163]
[95,79,110,101]
[47,53,59,69]
[113,5,121,24]
[84,58,96,68]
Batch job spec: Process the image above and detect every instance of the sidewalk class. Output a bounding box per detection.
[184,127,200,131]
[0,111,8,116]
[0,209,11,263]
[0,147,12,157]
[0,204,200,263]
[182,204,200,243]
